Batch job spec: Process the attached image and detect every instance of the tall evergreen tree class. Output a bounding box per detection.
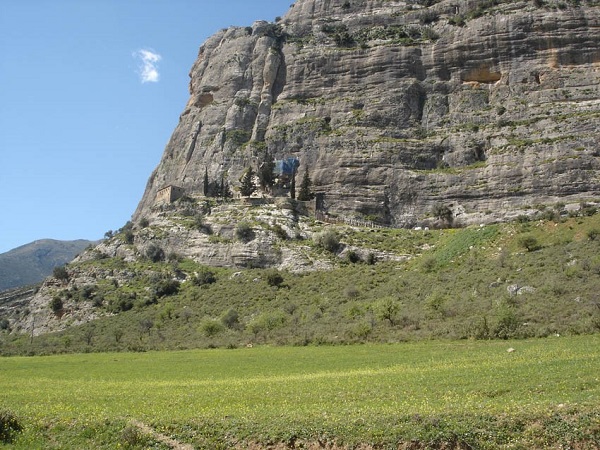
[215,178,222,198]
[290,167,296,200]
[239,167,257,197]
[203,168,210,196]
[258,151,276,192]
[298,169,314,201]
[222,179,232,199]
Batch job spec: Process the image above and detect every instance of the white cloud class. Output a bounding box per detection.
[133,49,162,83]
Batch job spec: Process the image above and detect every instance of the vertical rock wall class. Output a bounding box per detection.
[135,0,600,226]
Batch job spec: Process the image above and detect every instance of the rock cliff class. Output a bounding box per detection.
[6,0,600,338]
[134,0,600,227]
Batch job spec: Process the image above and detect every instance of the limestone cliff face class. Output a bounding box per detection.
[135,0,600,226]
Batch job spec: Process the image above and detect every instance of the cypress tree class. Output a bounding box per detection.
[240,168,256,197]
[258,151,276,192]
[290,167,296,200]
[298,169,314,201]
[203,168,210,196]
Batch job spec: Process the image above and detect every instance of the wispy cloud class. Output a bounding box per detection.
[133,49,162,83]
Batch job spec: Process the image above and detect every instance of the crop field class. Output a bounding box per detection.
[1,336,599,449]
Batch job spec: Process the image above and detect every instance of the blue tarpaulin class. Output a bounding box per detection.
[275,157,299,176]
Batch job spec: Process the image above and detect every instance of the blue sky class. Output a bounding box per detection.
[0,0,291,253]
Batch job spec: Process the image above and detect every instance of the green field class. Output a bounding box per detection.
[1,336,599,449]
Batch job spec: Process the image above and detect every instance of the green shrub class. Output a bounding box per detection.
[0,410,22,443]
[120,425,149,448]
[80,285,95,300]
[421,256,438,272]
[50,296,64,314]
[145,244,165,262]
[314,231,340,253]
[493,307,521,339]
[271,224,288,240]
[425,293,446,318]
[375,297,401,326]
[123,229,135,245]
[193,214,206,231]
[152,279,180,298]
[420,26,439,41]
[109,296,134,313]
[448,14,466,26]
[200,318,225,337]
[192,268,217,287]
[0,319,9,331]
[221,309,240,329]
[90,294,103,309]
[265,269,284,287]
[366,253,376,265]
[334,31,355,47]
[348,321,372,340]
[225,129,251,146]
[345,285,360,299]
[247,311,287,337]
[518,235,541,252]
[346,250,361,264]
[432,203,453,225]
[53,266,69,281]
[581,204,597,216]
[236,222,255,243]
[587,229,600,241]
[418,10,439,24]
[139,217,150,228]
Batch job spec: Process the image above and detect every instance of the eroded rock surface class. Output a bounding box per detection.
[134,0,600,227]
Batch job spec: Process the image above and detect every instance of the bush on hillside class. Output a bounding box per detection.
[145,244,165,262]
[221,309,240,329]
[493,307,522,339]
[152,279,180,298]
[199,318,225,337]
[265,269,284,287]
[314,231,340,253]
[50,296,64,314]
[587,228,600,241]
[53,266,69,281]
[236,222,255,243]
[271,224,288,240]
[518,235,541,252]
[346,250,361,264]
[375,297,401,326]
[192,268,216,287]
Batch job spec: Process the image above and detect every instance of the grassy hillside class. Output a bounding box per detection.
[0,337,598,449]
[0,239,93,291]
[2,211,600,355]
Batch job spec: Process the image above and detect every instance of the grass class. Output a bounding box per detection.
[0,336,599,448]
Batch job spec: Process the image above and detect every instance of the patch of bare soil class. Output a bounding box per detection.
[131,420,194,450]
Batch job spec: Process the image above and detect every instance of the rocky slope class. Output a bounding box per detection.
[134,0,600,227]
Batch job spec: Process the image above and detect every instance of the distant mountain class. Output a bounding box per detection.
[0,239,94,291]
